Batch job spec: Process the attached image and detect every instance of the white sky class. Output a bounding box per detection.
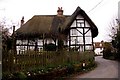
[0,0,120,42]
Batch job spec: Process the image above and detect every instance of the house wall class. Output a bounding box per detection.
[68,14,93,51]
[16,39,55,54]
[16,38,68,54]
[16,14,94,53]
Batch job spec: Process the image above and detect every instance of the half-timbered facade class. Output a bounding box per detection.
[15,6,98,54]
[68,15,93,51]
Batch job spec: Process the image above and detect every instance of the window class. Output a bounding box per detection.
[85,45,93,51]
[70,29,77,35]
[76,20,84,27]
[85,37,92,44]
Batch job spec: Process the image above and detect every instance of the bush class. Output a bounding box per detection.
[73,63,82,72]
[13,72,27,80]
[2,72,13,80]
[66,63,74,74]
[103,42,112,59]
[2,72,27,80]
[44,43,56,51]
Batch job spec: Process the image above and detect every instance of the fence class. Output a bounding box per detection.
[2,50,94,72]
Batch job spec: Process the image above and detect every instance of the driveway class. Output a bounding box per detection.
[68,56,118,79]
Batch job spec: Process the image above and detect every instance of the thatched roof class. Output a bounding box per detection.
[15,6,98,39]
[16,15,70,39]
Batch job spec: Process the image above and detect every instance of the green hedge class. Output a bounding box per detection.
[103,42,118,60]
[103,42,113,59]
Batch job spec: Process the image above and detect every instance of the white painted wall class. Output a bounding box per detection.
[69,14,93,51]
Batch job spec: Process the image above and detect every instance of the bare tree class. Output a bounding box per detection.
[108,16,118,41]
[0,18,12,53]
[108,16,120,60]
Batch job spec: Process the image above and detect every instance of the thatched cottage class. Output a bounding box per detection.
[15,6,98,53]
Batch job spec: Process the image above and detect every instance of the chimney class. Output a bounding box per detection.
[57,7,63,16]
[21,16,24,27]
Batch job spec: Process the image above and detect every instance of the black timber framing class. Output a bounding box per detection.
[69,18,93,51]
[83,18,85,51]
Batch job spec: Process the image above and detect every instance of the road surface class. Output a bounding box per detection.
[68,56,118,79]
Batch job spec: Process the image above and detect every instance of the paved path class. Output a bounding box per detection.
[71,56,118,78]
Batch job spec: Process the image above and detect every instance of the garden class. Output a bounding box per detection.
[2,51,96,80]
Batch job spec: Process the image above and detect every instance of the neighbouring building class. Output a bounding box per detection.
[15,6,98,54]
[94,41,104,55]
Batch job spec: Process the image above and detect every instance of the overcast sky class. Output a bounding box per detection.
[0,0,120,42]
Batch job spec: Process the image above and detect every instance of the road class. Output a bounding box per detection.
[68,56,118,79]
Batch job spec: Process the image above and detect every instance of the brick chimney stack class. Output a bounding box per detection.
[21,16,24,27]
[57,7,63,16]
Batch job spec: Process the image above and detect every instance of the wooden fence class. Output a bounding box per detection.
[2,50,94,72]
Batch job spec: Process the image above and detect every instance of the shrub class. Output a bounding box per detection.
[73,63,82,72]
[103,42,112,59]
[66,63,74,74]
[44,43,56,51]
[13,72,27,80]
[2,72,27,80]
[2,72,13,80]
